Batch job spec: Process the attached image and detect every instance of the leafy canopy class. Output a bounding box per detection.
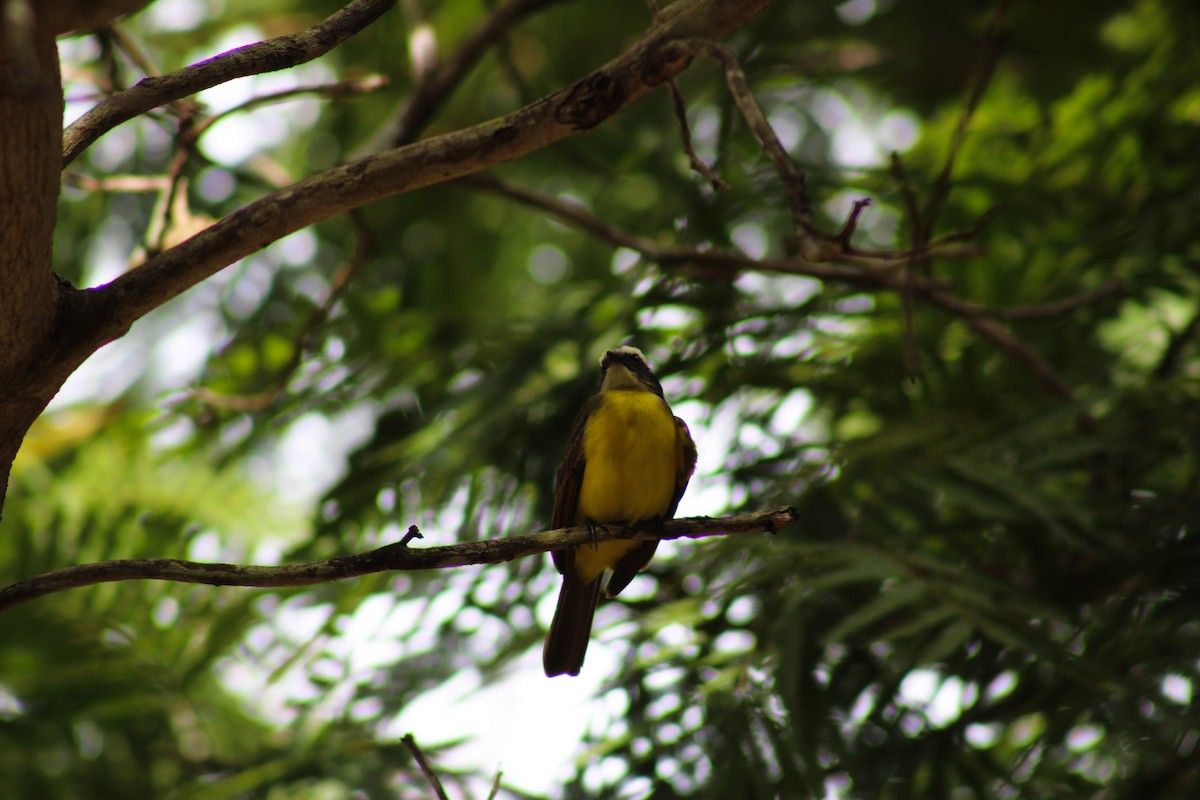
[4,0,1200,797]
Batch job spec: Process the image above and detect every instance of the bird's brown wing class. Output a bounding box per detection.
[549,394,602,575]
[668,415,698,517]
[544,394,605,676]
[605,414,697,599]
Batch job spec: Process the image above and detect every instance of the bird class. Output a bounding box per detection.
[543,345,696,677]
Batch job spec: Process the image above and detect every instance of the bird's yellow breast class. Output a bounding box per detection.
[574,390,678,582]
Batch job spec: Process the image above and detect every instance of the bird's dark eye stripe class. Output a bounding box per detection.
[604,353,644,370]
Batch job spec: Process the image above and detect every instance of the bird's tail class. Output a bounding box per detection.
[543,573,601,677]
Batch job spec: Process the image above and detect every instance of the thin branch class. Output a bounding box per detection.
[0,507,797,612]
[62,0,399,166]
[925,279,1124,321]
[401,734,451,800]
[462,174,968,280]
[959,313,1073,400]
[144,112,200,256]
[195,211,374,411]
[138,76,387,257]
[466,173,1113,326]
[462,173,657,253]
[835,198,872,248]
[926,204,1003,248]
[487,768,505,800]
[461,173,1118,404]
[684,39,946,265]
[667,79,728,189]
[193,75,390,139]
[65,173,172,193]
[105,23,161,80]
[389,0,575,146]
[486,0,536,107]
[889,151,922,238]
[688,39,816,255]
[919,0,1007,244]
[1156,307,1200,379]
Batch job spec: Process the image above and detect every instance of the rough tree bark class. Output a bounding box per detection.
[0,13,63,515]
[0,0,772,518]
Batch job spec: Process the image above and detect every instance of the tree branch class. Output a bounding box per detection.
[919,0,1007,245]
[460,174,1117,403]
[666,77,728,190]
[401,734,451,800]
[60,0,771,366]
[688,39,815,253]
[193,211,374,411]
[0,507,797,612]
[389,0,575,146]
[0,16,62,514]
[61,0,399,166]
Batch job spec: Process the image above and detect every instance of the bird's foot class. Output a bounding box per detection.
[584,517,608,549]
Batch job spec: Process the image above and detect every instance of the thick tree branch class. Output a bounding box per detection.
[0,24,60,373]
[0,17,62,513]
[37,0,153,36]
[59,0,771,367]
[61,0,398,166]
[0,507,797,612]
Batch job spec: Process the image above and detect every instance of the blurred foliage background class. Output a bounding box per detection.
[4,0,1200,797]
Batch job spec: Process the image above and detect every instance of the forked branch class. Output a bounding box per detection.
[56,0,771,383]
[63,0,399,165]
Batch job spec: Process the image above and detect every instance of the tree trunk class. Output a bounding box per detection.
[0,18,63,516]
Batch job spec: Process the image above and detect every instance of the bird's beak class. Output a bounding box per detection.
[600,363,640,391]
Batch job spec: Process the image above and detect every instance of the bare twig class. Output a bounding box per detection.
[63,0,399,166]
[959,314,1073,400]
[1156,307,1200,379]
[926,205,1003,248]
[463,175,968,280]
[105,22,161,84]
[0,507,797,612]
[919,0,1007,244]
[400,524,424,546]
[486,0,536,106]
[389,0,574,146]
[688,39,816,255]
[466,173,1112,325]
[926,279,1124,321]
[487,768,505,800]
[139,77,388,257]
[462,173,656,253]
[836,198,872,248]
[889,152,922,238]
[667,79,728,189]
[144,112,201,256]
[401,734,451,800]
[65,173,171,193]
[194,76,390,140]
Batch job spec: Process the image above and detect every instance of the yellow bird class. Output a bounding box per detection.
[543,346,697,677]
